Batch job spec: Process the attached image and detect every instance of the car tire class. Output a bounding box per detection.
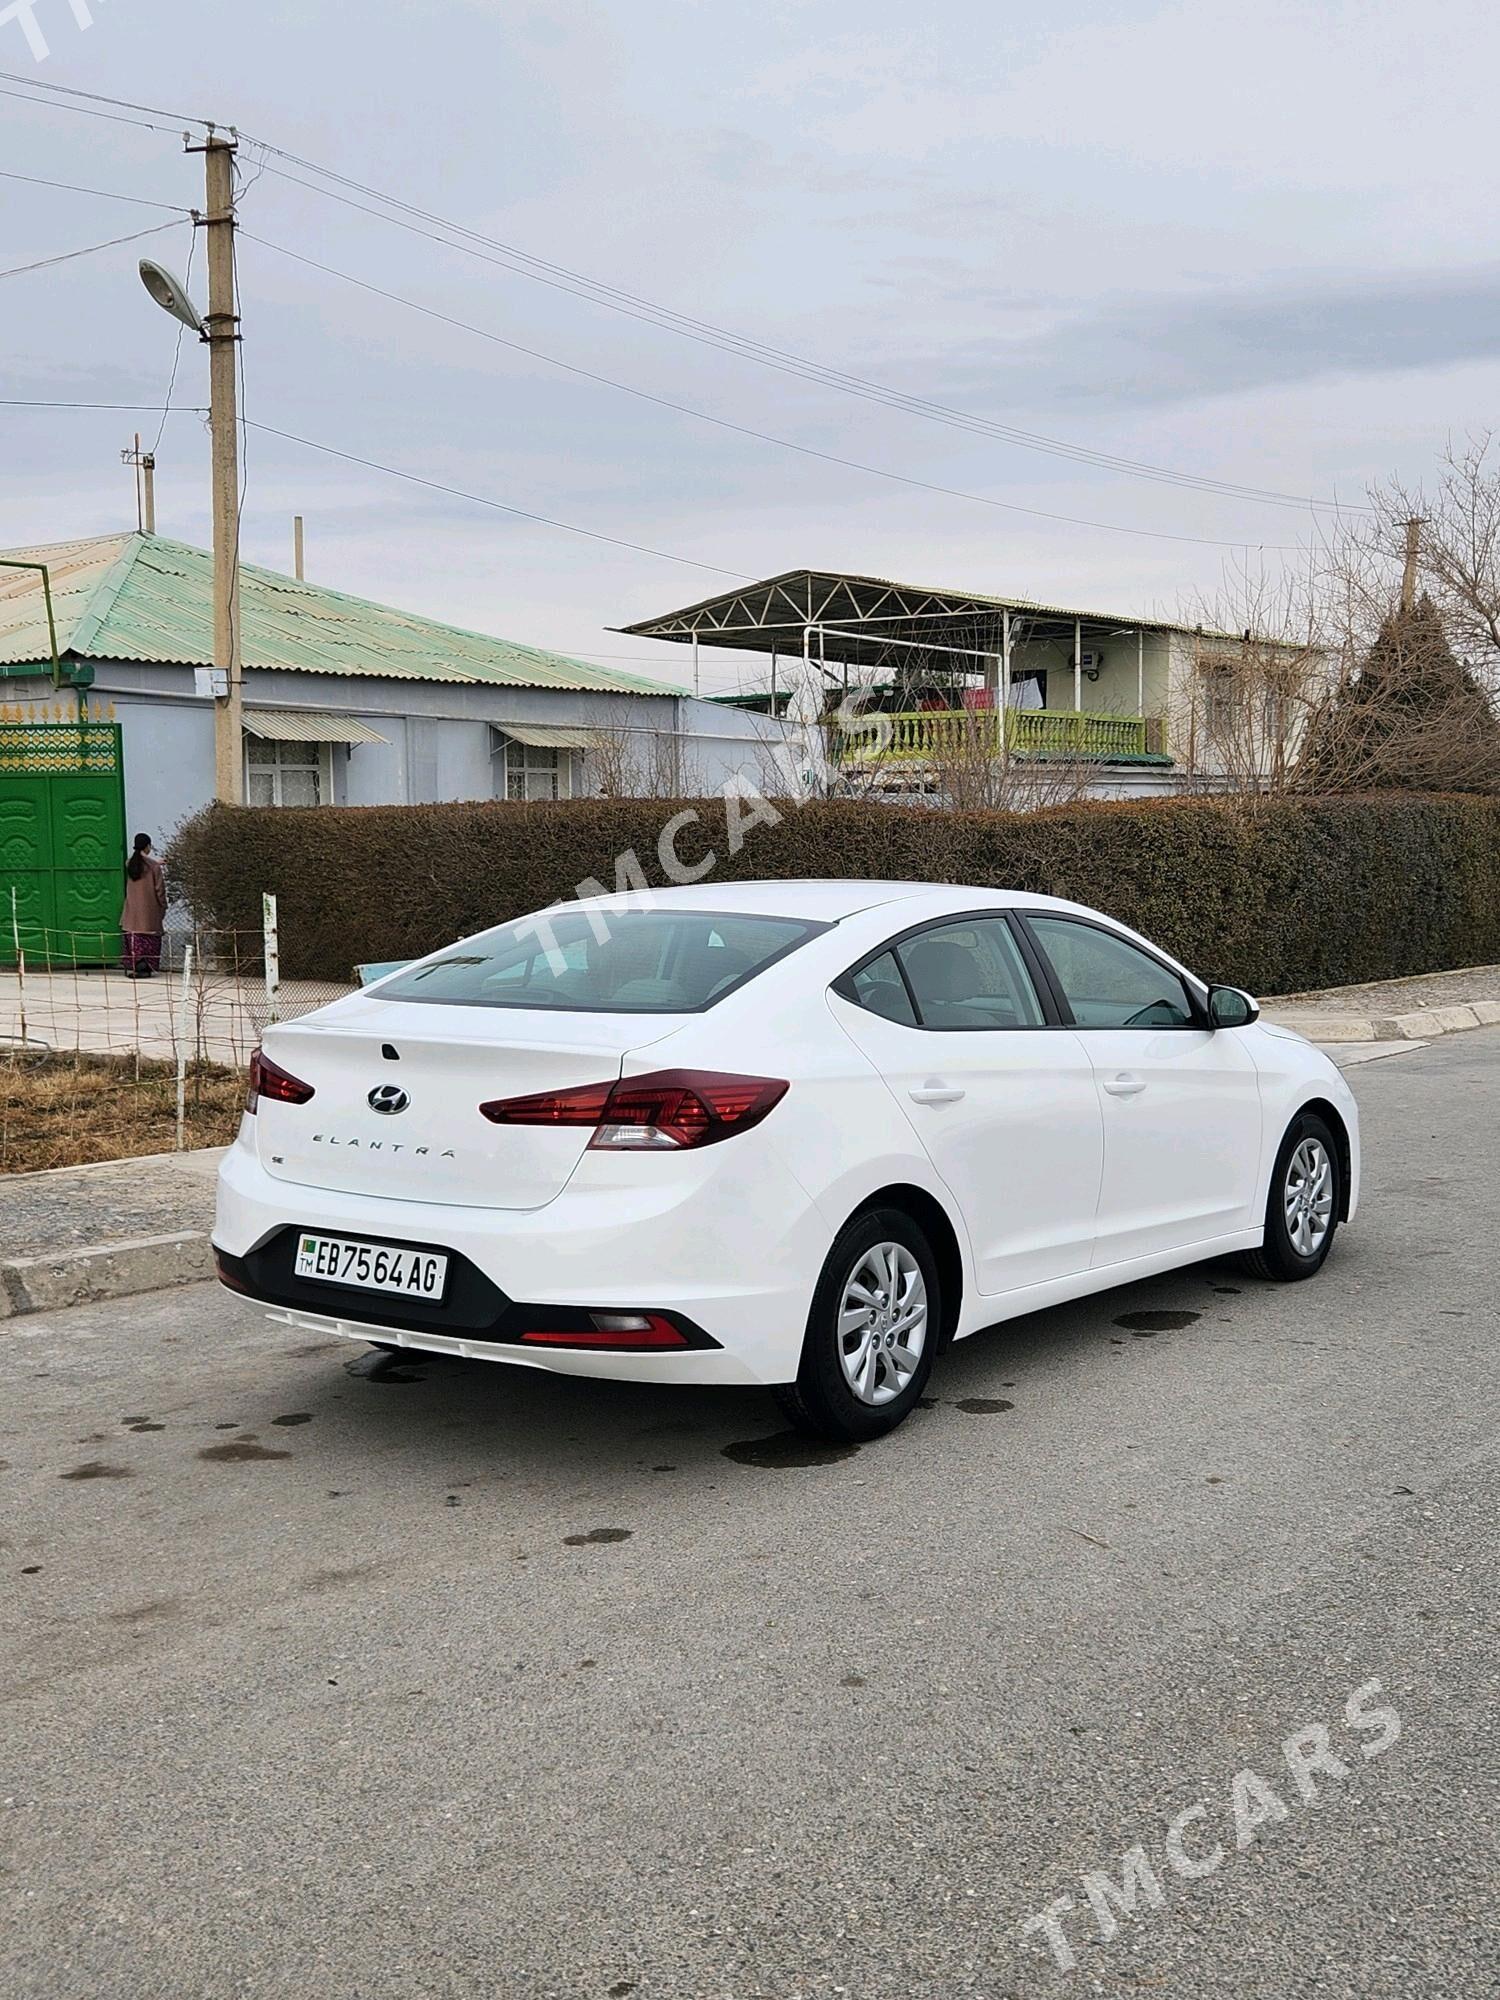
[774,1206,940,1442]
[1240,1111,1342,1282]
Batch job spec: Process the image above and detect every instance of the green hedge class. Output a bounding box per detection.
[169,792,1500,995]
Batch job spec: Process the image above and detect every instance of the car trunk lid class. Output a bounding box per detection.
[253,997,683,1209]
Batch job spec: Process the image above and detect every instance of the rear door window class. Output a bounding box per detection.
[373,909,827,1013]
[895,918,1045,1030]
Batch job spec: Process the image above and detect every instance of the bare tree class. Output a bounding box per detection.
[1178,557,1335,794]
[1372,433,1500,690]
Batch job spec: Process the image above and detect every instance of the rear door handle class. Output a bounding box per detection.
[909,1081,965,1105]
[1102,1073,1147,1098]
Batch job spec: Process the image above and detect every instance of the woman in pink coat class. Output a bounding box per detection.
[120,833,168,978]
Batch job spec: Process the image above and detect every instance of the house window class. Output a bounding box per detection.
[246,736,329,807]
[503,739,573,801]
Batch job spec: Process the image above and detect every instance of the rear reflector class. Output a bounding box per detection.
[480,1069,787,1150]
[246,1049,316,1113]
[519,1311,687,1351]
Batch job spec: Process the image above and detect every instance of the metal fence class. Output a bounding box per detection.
[0,897,353,1173]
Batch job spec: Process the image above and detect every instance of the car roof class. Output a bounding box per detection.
[568,880,1044,921]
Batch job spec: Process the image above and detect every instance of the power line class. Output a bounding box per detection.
[1,399,206,412]
[240,419,749,578]
[0,218,187,282]
[242,230,1305,555]
[0,81,184,136]
[0,79,1370,522]
[0,68,211,129]
[241,141,1370,517]
[0,167,192,212]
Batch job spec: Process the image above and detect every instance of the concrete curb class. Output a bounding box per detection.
[1265,1000,1500,1045]
[0,1230,214,1321]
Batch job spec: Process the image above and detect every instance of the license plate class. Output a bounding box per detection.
[294,1233,448,1300]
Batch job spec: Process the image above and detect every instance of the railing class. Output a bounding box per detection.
[832,707,1153,764]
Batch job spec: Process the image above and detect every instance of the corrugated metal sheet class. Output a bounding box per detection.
[242,709,389,744]
[492,721,600,749]
[0,533,687,696]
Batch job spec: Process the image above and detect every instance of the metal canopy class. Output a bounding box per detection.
[617,568,1214,676]
[492,722,600,750]
[242,709,389,745]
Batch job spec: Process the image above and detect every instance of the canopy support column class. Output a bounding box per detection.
[1074,618,1083,711]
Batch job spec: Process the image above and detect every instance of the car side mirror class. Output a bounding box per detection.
[1207,985,1259,1029]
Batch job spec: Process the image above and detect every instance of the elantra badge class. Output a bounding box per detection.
[368,1084,410,1115]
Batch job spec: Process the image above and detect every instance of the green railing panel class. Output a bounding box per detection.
[834,707,1150,764]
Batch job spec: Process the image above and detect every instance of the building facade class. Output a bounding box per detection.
[0,534,794,845]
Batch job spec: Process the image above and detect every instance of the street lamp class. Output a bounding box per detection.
[138,257,204,337]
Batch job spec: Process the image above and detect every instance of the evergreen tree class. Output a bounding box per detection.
[1299,593,1500,792]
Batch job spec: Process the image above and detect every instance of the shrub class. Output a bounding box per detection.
[168,791,1500,996]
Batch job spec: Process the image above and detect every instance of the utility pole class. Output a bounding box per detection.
[122,433,156,532]
[187,129,243,805]
[1400,516,1423,613]
[293,514,305,581]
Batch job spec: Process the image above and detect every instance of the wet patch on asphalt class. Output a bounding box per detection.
[1113,1309,1202,1336]
[721,1432,860,1469]
[60,1462,134,1481]
[562,1527,633,1546]
[197,1440,292,1463]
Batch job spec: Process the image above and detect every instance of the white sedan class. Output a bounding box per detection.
[214,881,1359,1440]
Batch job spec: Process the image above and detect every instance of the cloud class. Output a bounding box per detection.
[888,269,1500,413]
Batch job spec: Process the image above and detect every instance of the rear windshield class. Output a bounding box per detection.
[373,908,828,1013]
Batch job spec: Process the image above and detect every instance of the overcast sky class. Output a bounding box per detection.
[5,0,1500,693]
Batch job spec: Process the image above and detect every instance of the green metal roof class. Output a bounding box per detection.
[0,533,687,695]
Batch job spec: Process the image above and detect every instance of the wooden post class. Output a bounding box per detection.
[294,515,305,581]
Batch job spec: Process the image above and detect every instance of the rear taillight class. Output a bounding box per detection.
[479,1068,787,1150]
[246,1048,316,1113]
[519,1312,687,1351]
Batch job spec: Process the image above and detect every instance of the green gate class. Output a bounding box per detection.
[0,721,126,967]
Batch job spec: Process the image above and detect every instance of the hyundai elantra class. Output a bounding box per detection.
[214,881,1359,1439]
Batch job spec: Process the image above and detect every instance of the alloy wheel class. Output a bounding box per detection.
[837,1240,929,1406]
[1284,1135,1334,1258]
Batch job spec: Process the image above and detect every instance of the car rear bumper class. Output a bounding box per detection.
[213,1131,819,1386]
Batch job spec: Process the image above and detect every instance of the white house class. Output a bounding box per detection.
[0,532,793,840]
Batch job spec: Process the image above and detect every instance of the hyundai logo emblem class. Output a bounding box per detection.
[368,1084,410,1116]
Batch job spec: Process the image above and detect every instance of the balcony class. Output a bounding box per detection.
[831,707,1165,765]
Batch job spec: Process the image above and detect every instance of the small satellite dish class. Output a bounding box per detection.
[138,258,205,335]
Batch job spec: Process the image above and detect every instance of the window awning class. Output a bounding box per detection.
[492,722,599,750]
[243,709,389,745]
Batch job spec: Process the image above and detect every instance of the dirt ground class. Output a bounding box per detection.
[0,1055,243,1174]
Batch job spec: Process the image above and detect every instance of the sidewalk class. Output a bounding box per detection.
[0,1147,224,1319]
[1261,963,1500,1043]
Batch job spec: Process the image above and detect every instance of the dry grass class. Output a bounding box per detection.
[0,1054,244,1174]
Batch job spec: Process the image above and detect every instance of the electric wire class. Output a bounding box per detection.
[0,76,1370,525]
[242,146,1369,516]
[241,230,1304,555]
[0,217,186,281]
[0,68,211,129]
[240,419,749,578]
[0,166,192,212]
[152,229,200,453]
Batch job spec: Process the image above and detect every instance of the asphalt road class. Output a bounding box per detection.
[4,1032,1497,2000]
